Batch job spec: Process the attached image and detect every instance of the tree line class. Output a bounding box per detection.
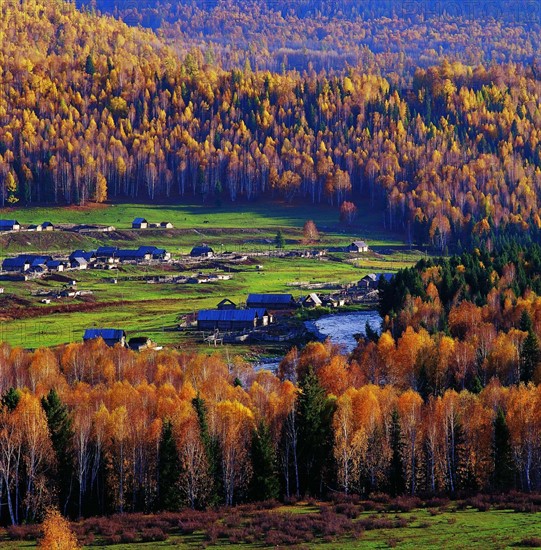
[0,327,539,524]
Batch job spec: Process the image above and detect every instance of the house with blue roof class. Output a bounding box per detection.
[197,308,270,331]
[0,220,20,232]
[116,249,151,262]
[2,255,53,273]
[246,293,296,310]
[83,328,127,347]
[190,245,214,258]
[132,217,148,229]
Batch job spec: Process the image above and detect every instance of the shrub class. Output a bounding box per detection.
[520,538,541,548]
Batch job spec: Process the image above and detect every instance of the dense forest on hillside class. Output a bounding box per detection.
[4,0,541,248]
[83,0,541,75]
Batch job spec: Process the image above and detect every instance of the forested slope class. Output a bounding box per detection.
[3,0,541,248]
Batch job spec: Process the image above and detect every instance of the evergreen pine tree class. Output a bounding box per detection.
[85,54,96,76]
[41,389,75,516]
[250,421,280,501]
[275,230,285,249]
[157,420,182,511]
[192,394,222,505]
[521,330,539,383]
[296,367,335,497]
[389,409,405,496]
[492,408,515,492]
[1,387,20,411]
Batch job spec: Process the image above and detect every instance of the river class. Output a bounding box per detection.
[254,310,382,372]
[305,310,383,354]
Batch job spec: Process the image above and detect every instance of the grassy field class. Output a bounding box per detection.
[0,201,421,350]
[0,505,540,549]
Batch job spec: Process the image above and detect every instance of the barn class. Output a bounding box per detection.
[247,293,296,310]
[197,308,269,331]
[132,217,148,229]
[83,328,127,347]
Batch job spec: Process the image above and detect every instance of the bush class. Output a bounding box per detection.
[333,502,360,519]
[520,538,541,548]
[6,524,40,541]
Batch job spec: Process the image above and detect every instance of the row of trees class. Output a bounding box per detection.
[0,336,540,524]
[4,1,541,246]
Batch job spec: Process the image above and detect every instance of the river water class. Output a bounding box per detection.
[254,310,382,372]
[305,310,383,354]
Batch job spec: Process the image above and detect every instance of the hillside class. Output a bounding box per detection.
[3,0,541,249]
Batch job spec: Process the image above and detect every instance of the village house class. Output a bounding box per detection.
[70,250,95,262]
[2,255,53,273]
[322,295,346,308]
[2,256,31,272]
[46,260,65,272]
[83,328,127,347]
[347,240,369,253]
[0,220,20,232]
[197,308,270,331]
[160,221,174,229]
[128,336,161,351]
[42,221,54,231]
[358,272,394,290]
[116,249,151,263]
[137,245,171,261]
[28,224,43,232]
[190,245,214,258]
[302,293,323,308]
[70,257,89,270]
[247,293,296,310]
[132,217,148,229]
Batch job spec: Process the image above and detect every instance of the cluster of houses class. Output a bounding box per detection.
[82,328,162,351]
[132,218,174,229]
[0,219,54,232]
[0,219,117,233]
[1,245,172,276]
